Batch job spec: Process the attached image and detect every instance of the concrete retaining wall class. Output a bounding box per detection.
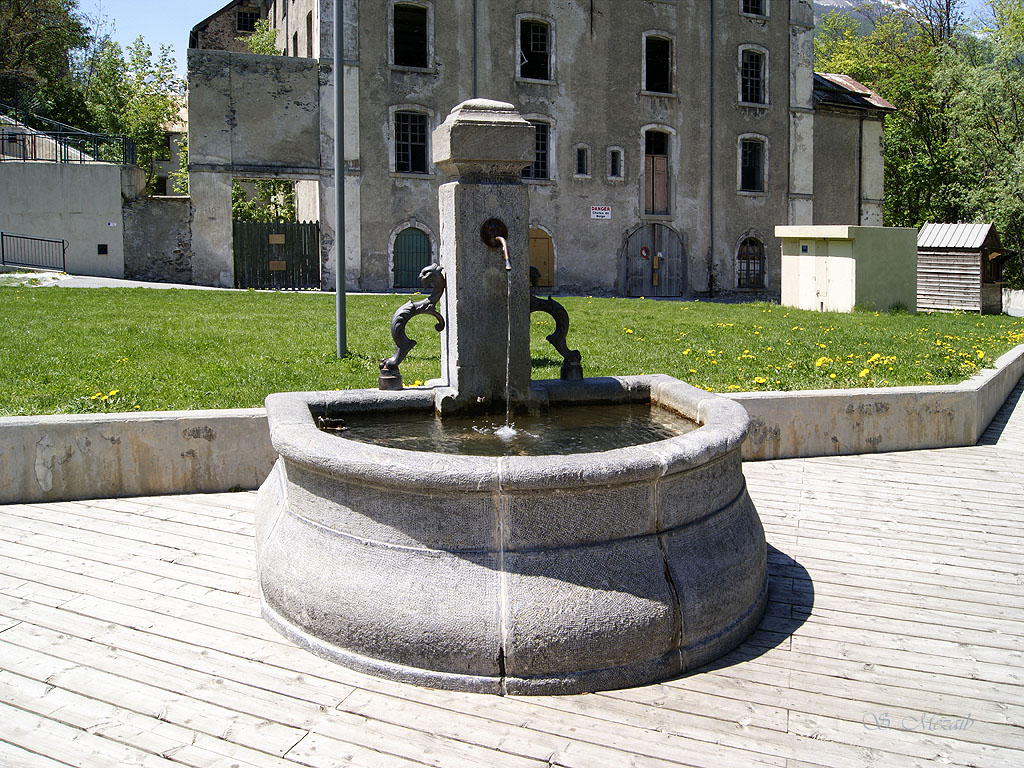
[1,344,1022,504]
[733,343,1024,460]
[0,163,136,278]
[0,409,275,505]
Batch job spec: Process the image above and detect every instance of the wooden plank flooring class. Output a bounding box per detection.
[1,379,1022,767]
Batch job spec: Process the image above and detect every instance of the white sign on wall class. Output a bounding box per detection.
[590,205,611,220]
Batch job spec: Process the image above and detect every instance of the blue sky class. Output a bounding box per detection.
[88,0,218,77]
[94,0,997,80]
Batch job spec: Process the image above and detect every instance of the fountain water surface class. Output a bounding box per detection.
[256,100,767,695]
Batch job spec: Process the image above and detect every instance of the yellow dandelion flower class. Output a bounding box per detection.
[815,356,830,367]
[829,373,837,379]
[753,376,768,384]
[859,368,869,378]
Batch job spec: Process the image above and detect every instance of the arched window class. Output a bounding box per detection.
[737,238,766,289]
[393,3,429,68]
[519,18,552,81]
[740,47,767,105]
[393,227,432,288]
[739,136,766,192]
[644,35,673,94]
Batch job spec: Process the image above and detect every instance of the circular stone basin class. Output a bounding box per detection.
[256,375,768,695]
[325,401,700,456]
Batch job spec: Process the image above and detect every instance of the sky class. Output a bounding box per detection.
[86,0,218,77]
[93,0,997,80]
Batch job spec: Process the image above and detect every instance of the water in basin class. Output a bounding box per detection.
[321,402,699,456]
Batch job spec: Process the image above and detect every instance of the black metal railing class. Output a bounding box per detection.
[0,102,136,166]
[1,232,67,272]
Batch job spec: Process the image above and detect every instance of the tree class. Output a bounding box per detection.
[87,37,184,190]
[938,0,1024,287]
[239,18,280,56]
[232,179,296,222]
[0,0,88,108]
[815,4,968,227]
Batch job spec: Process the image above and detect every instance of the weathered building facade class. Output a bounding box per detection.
[187,0,889,296]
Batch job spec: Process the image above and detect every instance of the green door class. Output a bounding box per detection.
[393,228,432,289]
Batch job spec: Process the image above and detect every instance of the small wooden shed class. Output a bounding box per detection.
[917,223,1005,314]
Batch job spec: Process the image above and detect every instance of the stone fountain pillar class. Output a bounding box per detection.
[431,100,535,414]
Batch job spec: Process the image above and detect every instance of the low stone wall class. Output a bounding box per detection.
[733,342,1024,460]
[0,409,274,505]
[1,344,1022,504]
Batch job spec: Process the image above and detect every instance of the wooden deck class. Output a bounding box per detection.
[2,381,1023,768]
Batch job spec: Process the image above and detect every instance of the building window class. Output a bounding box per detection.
[741,0,767,17]
[575,146,589,177]
[237,10,259,33]
[394,3,429,68]
[519,19,551,81]
[740,48,766,104]
[740,138,765,192]
[737,238,766,289]
[644,36,672,94]
[522,122,550,180]
[609,148,624,179]
[281,0,287,18]
[644,130,669,215]
[292,31,299,57]
[395,111,429,174]
[306,12,313,58]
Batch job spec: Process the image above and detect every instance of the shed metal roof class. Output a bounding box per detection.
[918,222,1000,251]
[813,73,896,114]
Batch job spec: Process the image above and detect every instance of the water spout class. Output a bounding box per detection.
[495,236,512,271]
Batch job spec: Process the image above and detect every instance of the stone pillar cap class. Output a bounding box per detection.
[433,99,535,180]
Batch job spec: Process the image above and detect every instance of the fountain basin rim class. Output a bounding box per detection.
[264,375,750,494]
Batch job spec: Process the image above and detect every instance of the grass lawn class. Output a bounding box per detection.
[1,285,1023,416]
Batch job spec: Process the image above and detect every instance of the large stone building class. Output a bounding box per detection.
[187,0,891,295]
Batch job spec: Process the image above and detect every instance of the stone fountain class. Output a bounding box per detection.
[255,100,767,695]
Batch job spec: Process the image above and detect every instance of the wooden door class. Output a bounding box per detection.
[529,229,554,287]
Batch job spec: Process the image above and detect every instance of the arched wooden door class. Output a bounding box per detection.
[529,228,554,287]
[622,224,685,297]
[393,227,432,289]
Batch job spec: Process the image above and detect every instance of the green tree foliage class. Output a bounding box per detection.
[937,0,1024,286]
[232,179,297,223]
[0,0,88,107]
[0,0,184,195]
[239,18,280,56]
[86,38,184,190]
[815,6,965,228]
[170,131,189,195]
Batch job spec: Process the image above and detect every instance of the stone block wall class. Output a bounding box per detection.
[122,197,194,283]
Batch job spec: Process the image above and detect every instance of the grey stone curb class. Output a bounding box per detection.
[1,342,1021,505]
